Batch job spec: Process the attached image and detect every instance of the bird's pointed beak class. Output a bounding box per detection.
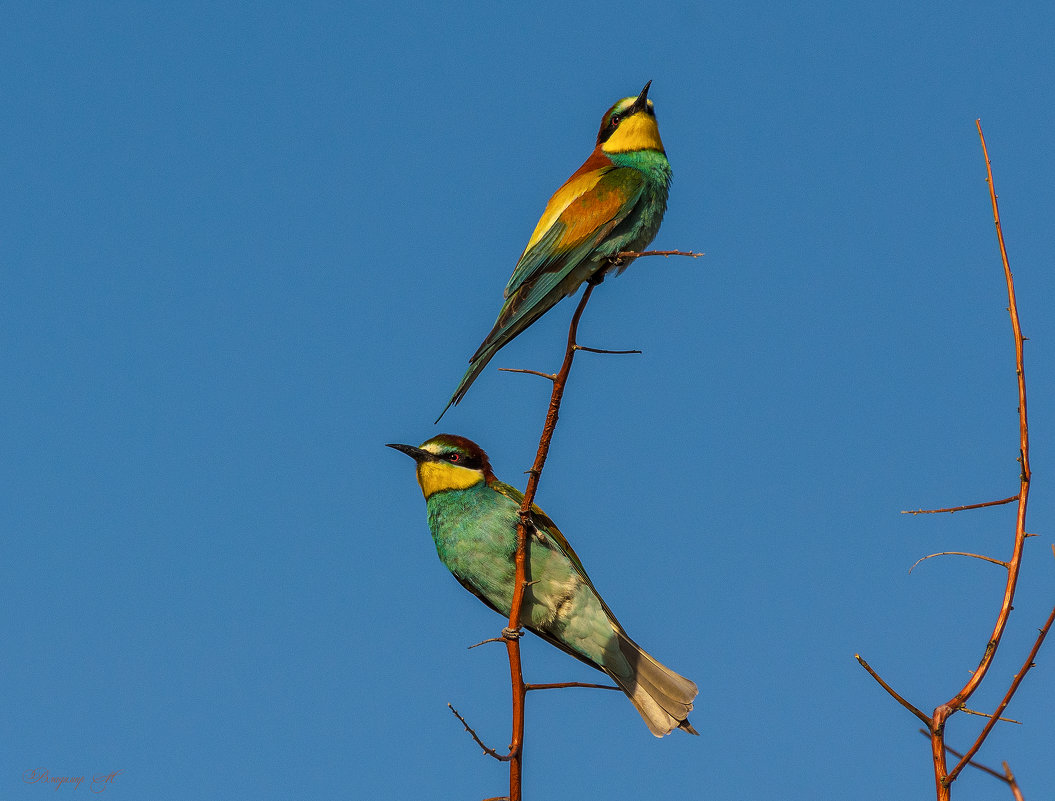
[630,80,652,113]
[386,442,431,462]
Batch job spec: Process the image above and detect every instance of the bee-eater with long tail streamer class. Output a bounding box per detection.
[436,81,671,421]
[387,434,698,737]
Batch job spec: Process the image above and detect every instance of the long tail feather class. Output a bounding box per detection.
[612,631,698,737]
[435,286,562,422]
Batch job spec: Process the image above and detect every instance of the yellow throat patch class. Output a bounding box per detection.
[416,460,485,498]
[603,112,665,154]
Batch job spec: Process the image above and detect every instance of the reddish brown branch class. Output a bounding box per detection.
[902,495,1019,515]
[923,120,1034,801]
[917,729,1016,785]
[499,280,599,801]
[957,705,1020,725]
[855,655,932,726]
[491,248,700,799]
[927,118,1034,796]
[614,248,704,260]
[1003,762,1026,801]
[908,552,1010,573]
[946,602,1055,783]
[864,125,1035,801]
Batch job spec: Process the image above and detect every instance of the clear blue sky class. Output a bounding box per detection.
[4,3,1054,799]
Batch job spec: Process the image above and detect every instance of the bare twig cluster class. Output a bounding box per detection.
[856,121,1052,800]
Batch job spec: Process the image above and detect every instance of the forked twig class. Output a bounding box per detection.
[946,601,1055,783]
[917,729,1017,784]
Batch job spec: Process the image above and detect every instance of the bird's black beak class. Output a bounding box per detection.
[630,80,652,114]
[386,443,431,462]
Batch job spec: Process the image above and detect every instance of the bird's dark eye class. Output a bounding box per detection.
[609,113,621,127]
[447,453,460,462]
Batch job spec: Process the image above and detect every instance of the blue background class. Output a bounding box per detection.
[4,3,1054,799]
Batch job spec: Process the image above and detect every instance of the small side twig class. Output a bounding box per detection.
[855,655,932,726]
[902,495,1019,514]
[908,552,1010,573]
[574,345,641,355]
[497,367,557,380]
[468,637,507,649]
[526,682,621,692]
[614,249,704,260]
[1003,762,1026,801]
[448,704,513,762]
[957,705,1020,724]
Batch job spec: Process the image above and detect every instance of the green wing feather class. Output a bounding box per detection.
[489,479,625,630]
[503,167,647,299]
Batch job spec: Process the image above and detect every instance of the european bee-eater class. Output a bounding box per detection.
[387,434,698,737]
[437,81,672,421]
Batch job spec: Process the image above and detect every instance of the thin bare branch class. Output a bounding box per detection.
[902,495,1019,514]
[855,655,932,726]
[947,601,1055,783]
[926,121,1035,798]
[573,345,642,355]
[468,637,507,649]
[495,280,601,801]
[614,249,704,260]
[1003,762,1026,801]
[917,729,1008,782]
[448,704,514,762]
[525,682,621,692]
[910,120,1035,801]
[958,705,1021,725]
[497,367,556,380]
[909,551,1010,573]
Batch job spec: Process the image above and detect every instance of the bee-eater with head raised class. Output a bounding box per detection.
[388,434,698,737]
[436,81,672,421]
